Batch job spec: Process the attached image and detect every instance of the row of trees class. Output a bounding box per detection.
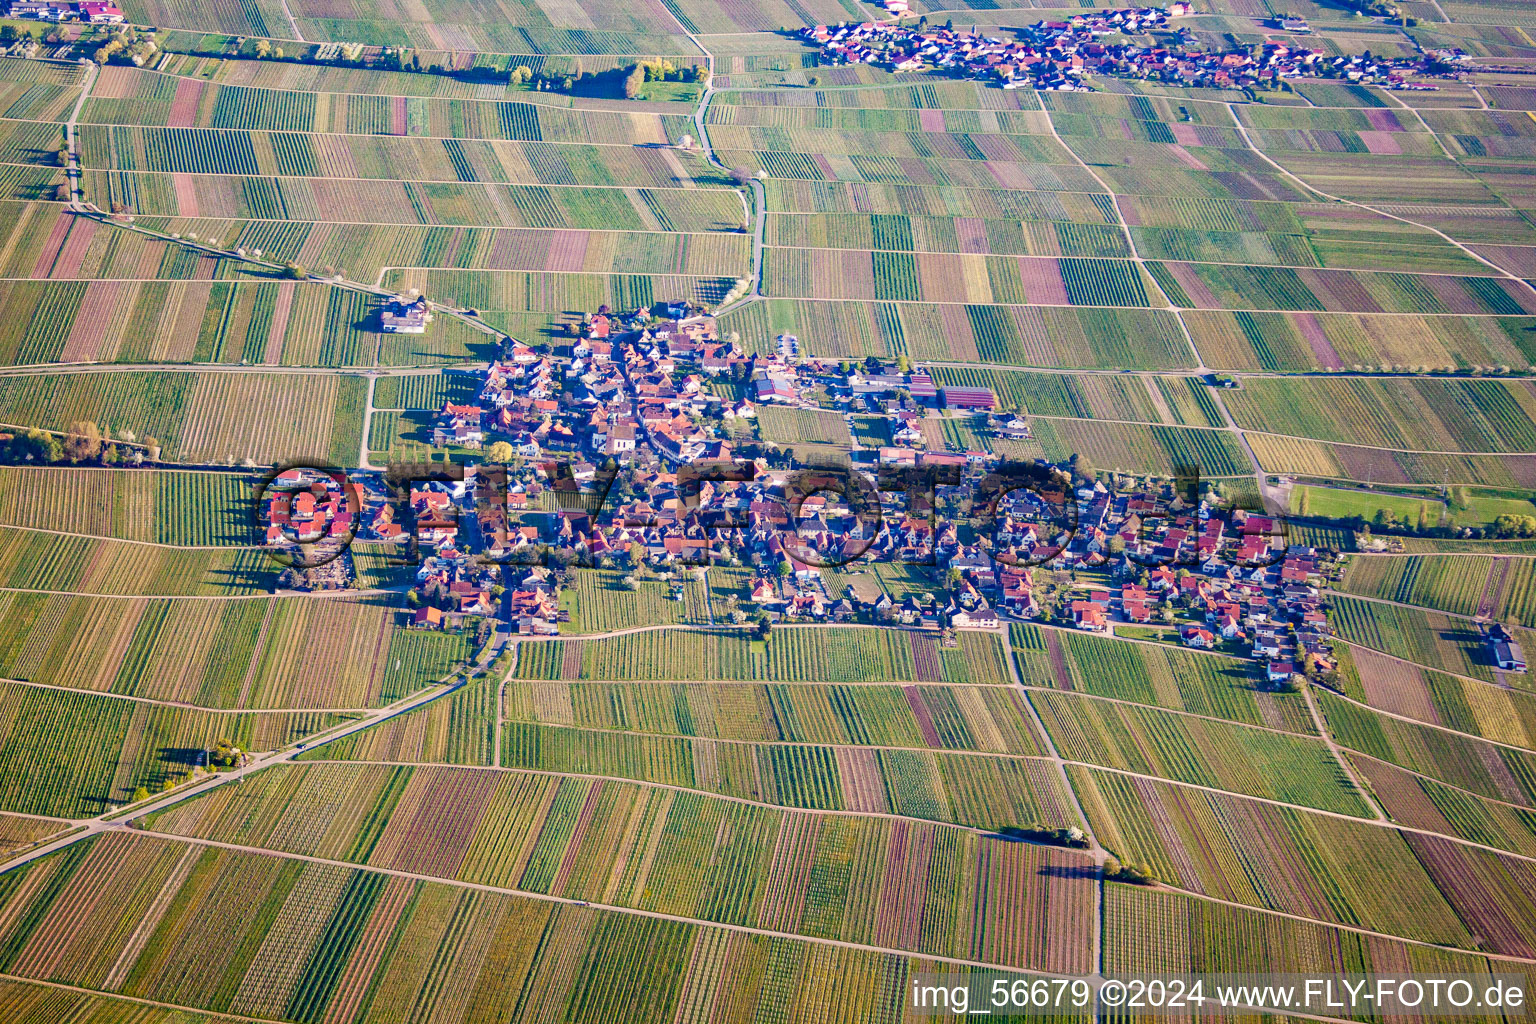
[623,60,709,98]
[162,35,487,85]
[509,59,708,99]
[0,421,154,466]
[1490,514,1536,539]
[1001,824,1089,849]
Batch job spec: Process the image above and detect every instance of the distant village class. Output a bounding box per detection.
[249,297,1412,692]
[804,6,1445,91]
[5,0,122,23]
[1,0,1455,93]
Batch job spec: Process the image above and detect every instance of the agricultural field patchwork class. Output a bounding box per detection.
[139,761,1096,969]
[1329,595,1525,683]
[1,0,1535,1014]
[1072,766,1494,950]
[1033,688,1373,816]
[1315,687,1536,809]
[720,299,1195,368]
[1224,377,1536,453]
[503,679,1046,753]
[1343,554,1536,628]
[1104,884,1508,980]
[0,467,254,543]
[0,829,1057,1024]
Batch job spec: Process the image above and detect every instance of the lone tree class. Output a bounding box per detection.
[208,737,242,768]
[623,64,645,99]
[729,166,755,186]
[1067,452,1094,483]
[62,420,102,463]
[1104,857,1156,886]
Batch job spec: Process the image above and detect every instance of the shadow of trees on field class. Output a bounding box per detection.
[201,563,280,592]
[157,747,207,769]
[1036,864,1099,879]
[230,264,286,281]
[209,501,260,545]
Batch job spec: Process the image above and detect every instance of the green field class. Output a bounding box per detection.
[0,372,364,465]
[0,468,255,545]
[0,681,352,816]
[558,570,711,634]
[515,627,1011,685]
[1317,688,1536,808]
[1013,626,1315,734]
[1290,485,1442,525]
[1034,689,1373,816]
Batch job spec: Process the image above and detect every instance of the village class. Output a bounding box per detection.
[804,6,1446,92]
[246,297,1436,695]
